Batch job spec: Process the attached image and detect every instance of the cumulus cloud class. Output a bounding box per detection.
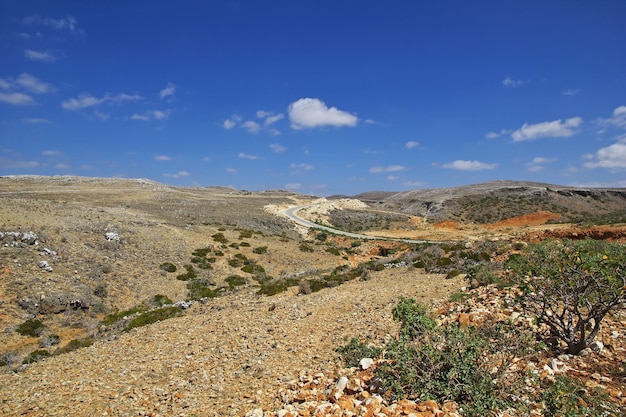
[159,82,176,99]
[405,141,420,149]
[238,152,259,160]
[502,76,525,88]
[0,73,54,105]
[288,98,358,129]
[442,160,497,171]
[270,143,286,153]
[369,165,406,173]
[583,136,626,169]
[62,93,142,110]
[163,171,190,179]
[24,49,56,62]
[241,120,261,133]
[511,117,582,142]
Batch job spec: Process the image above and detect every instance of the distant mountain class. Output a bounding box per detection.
[349,181,626,224]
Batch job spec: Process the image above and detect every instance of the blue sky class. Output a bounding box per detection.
[1,1,625,195]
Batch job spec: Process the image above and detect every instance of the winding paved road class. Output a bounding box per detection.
[281,204,432,244]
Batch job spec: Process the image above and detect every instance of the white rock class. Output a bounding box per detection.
[245,408,264,417]
[359,357,374,370]
[589,341,604,352]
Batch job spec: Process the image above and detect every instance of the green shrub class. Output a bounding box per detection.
[335,338,382,368]
[16,319,45,337]
[316,232,328,242]
[187,280,222,300]
[22,349,51,364]
[225,275,247,288]
[508,239,626,354]
[238,229,253,239]
[253,246,268,254]
[152,294,172,306]
[159,262,177,273]
[176,264,197,281]
[241,263,265,274]
[466,263,505,288]
[325,247,340,256]
[124,306,184,332]
[55,337,94,355]
[257,278,299,296]
[239,242,251,247]
[299,243,314,252]
[541,375,618,417]
[93,284,108,298]
[101,305,147,325]
[211,232,228,244]
[392,297,437,341]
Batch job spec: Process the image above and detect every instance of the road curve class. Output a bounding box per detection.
[281,204,433,244]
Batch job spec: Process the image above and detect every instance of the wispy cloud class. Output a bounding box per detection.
[23,118,51,124]
[270,143,286,153]
[442,160,497,171]
[62,93,142,110]
[511,117,582,142]
[0,157,39,169]
[226,167,238,173]
[159,82,176,99]
[402,180,426,188]
[502,76,526,88]
[0,92,36,106]
[223,114,242,130]
[15,73,54,93]
[290,163,314,171]
[369,165,406,173]
[285,183,302,190]
[42,150,62,156]
[405,141,420,149]
[288,98,358,129]
[597,105,626,129]
[163,171,189,179]
[22,14,83,35]
[238,152,259,160]
[241,120,261,133]
[154,155,172,161]
[263,113,284,126]
[485,129,511,139]
[131,110,171,121]
[583,135,626,169]
[526,156,556,172]
[24,49,56,62]
[562,88,580,96]
[55,163,70,170]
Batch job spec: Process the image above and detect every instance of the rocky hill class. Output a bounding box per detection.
[1,176,625,416]
[350,180,626,225]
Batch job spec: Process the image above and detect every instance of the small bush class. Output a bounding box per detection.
[257,278,299,296]
[55,337,94,355]
[16,319,45,337]
[22,349,51,364]
[152,294,172,306]
[226,275,247,288]
[325,247,341,256]
[253,246,268,254]
[93,284,108,298]
[336,338,382,368]
[124,306,184,332]
[241,263,265,274]
[508,239,626,354]
[159,262,177,273]
[299,243,314,252]
[211,232,228,243]
[541,375,618,417]
[101,305,147,325]
[239,242,251,247]
[176,264,197,281]
[187,280,222,300]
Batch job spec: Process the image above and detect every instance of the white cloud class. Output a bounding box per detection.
[0,92,36,106]
[0,157,39,168]
[159,82,176,99]
[155,155,172,161]
[526,156,556,172]
[511,117,583,142]
[241,120,261,133]
[94,110,109,120]
[256,110,272,118]
[62,93,142,110]
[597,105,626,129]
[562,88,579,96]
[23,118,51,124]
[386,175,399,180]
[23,14,82,34]
[288,98,358,129]
[365,119,376,124]
[16,73,53,93]
[223,114,242,129]
[24,49,56,62]
[369,165,406,173]
[270,143,286,153]
[163,171,190,179]
[268,128,281,136]
[405,141,420,149]
[290,163,314,171]
[583,136,626,169]
[226,167,238,173]
[132,110,171,121]
[485,129,511,139]
[502,76,525,88]
[238,152,259,160]
[42,150,62,156]
[264,113,284,125]
[442,160,497,171]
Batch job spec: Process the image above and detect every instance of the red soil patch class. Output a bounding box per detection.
[488,211,561,228]
[433,220,461,229]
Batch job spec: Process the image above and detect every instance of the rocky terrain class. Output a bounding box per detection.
[0,176,625,416]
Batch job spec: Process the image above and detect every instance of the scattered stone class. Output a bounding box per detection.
[359,357,374,370]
